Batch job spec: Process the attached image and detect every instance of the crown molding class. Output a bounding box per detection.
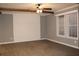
[56,4,79,12]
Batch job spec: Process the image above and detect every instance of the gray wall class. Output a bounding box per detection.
[46,6,79,47]
[0,14,14,42]
[46,15,78,47]
[40,16,47,38]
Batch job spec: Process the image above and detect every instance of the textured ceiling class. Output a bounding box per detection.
[0,3,77,12]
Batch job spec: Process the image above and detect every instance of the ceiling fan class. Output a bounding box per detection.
[36,4,54,14]
[0,4,54,14]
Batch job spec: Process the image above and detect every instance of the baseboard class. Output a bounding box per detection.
[47,38,79,49]
[41,38,48,40]
[0,41,17,45]
[0,38,42,45]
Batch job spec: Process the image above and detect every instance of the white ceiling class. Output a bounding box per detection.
[0,3,77,12]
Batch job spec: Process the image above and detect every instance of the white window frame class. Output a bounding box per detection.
[56,10,78,40]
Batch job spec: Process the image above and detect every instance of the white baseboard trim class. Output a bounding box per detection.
[47,38,79,49]
[41,38,48,40]
[0,39,42,45]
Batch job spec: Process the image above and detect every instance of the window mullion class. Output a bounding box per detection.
[64,15,68,38]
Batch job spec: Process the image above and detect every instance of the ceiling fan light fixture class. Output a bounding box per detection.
[36,9,42,13]
[39,9,42,13]
[36,9,40,13]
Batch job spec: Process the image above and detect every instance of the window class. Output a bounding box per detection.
[56,10,78,40]
[68,12,77,38]
[59,15,64,35]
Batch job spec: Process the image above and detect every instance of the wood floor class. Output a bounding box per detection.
[0,40,79,56]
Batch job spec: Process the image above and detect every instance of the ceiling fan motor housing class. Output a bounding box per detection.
[36,4,41,9]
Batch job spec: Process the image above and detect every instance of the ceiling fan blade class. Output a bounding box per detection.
[43,10,54,14]
[43,8,52,10]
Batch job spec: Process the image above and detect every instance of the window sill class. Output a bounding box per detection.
[57,35,78,40]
